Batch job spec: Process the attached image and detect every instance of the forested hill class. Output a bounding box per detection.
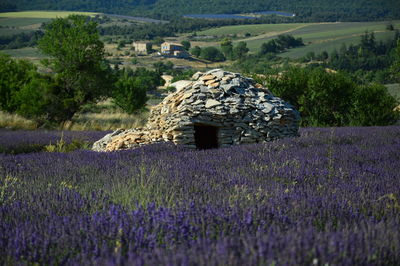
[1,0,400,21]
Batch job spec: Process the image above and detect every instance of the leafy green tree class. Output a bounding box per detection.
[181,40,191,51]
[200,47,225,62]
[269,67,398,126]
[153,37,165,46]
[153,61,174,75]
[260,40,279,54]
[12,73,52,123]
[220,38,233,59]
[38,15,114,124]
[232,41,249,59]
[0,53,36,112]
[113,74,149,114]
[392,40,400,82]
[190,46,202,57]
[269,67,354,126]
[349,83,399,126]
[299,68,355,126]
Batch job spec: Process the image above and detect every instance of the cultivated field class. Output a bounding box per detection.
[0,126,399,264]
[0,11,99,19]
[195,21,400,57]
[198,23,307,37]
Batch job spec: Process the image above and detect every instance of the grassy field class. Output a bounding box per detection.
[247,21,400,53]
[198,23,307,37]
[0,11,99,19]
[0,28,32,36]
[195,21,400,58]
[0,17,51,27]
[1,47,44,59]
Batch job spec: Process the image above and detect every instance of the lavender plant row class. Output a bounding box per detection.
[0,126,399,265]
[0,129,109,154]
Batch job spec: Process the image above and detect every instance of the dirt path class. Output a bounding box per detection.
[191,22,337,47]
[232,24,311,43]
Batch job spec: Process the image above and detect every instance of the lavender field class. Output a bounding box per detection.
[0,126,399,265]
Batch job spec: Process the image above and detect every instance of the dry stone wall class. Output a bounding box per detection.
[93,69,301,152]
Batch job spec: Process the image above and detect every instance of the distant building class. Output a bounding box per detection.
[132,41,152,55]
[161,42,190,58]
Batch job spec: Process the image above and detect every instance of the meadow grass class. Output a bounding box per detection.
[0,28,32,36]
[245,21,400,54]
[0,111,38,130]
[1,47,45,63]
[0,99,150,131]
[197,23,306,37]
[0,11,100,19]
[0,17,51,27]
[282,30,399,58]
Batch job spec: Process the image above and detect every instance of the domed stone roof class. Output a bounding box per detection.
[93,69,300,151]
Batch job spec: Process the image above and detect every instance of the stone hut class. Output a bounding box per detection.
[93,69,300,151]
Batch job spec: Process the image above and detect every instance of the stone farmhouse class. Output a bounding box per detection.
[132,41,152,55]
[93,69,300,151]
[160,42,190,58]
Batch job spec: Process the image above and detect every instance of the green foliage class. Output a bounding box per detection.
[44,134,91,152]
[38,15,114,124]
[259,34,304,55]
[108,163,176,209]
[0,31,43,50]
[113,72,150,114]
[232,41,249,59]
[113,76,148,114]
[392,40,400,82]
[190,46,201,57]
[171,69,196,83]
[153,61,174,74]
[220,38,233,59]
[349,83,399,126]
[268,67,398,127]
[11,73,50,122]
[299,69,355,126]
[9,0,400,22]
[322,31,399,83]
[0,53,36,112]
[199,46,225,62]
[180,40,191,50]
[152,37,165,46]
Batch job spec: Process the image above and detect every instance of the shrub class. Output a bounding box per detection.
[0,53,36,112]
[200,47,225,62]
[113,74,149,114]
[349,83,399,126]
[268,67,398,127]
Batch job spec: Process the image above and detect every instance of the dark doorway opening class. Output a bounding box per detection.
[194,125,219,149]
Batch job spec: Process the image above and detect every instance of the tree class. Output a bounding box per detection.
[220,38,233,59]
[349,83,399,126]
[38,15,114,124]
[153,37,165,46]
[113,74,149,114]
[200,47,225,62]
[12,73,53,123]
[233,41,249,59]
[260,40,279,54]
[190,46,202,57]
[0,53,36,112]
[392,40,400,82]
[181,40,191,51]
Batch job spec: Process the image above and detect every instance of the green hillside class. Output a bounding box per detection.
[2,0,400,21]
[197,21,400,58]
[0,11,98,19]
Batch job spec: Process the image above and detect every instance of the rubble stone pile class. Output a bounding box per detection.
[93,69,300,151]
